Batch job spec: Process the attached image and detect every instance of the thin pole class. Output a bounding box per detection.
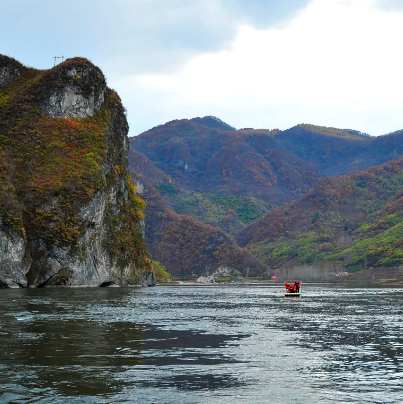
[53,56,65,67]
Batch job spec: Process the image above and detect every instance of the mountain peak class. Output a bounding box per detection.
[190,116,236,131]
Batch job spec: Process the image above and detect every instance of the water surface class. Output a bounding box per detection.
[0,285,402,403]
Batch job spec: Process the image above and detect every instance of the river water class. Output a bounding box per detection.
[0,285,402,403]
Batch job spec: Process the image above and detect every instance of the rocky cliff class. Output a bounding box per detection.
[0,55,150,287]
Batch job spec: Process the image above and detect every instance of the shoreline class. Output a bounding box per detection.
[164,280,403,288]
[2,280,403,290]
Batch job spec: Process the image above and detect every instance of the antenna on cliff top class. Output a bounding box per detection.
[53,56,64,66]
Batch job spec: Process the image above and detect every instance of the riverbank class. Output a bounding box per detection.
[167,280,403,287]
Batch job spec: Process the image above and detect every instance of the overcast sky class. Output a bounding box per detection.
[1,0,403,136]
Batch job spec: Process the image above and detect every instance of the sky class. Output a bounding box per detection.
[1,0,403,136]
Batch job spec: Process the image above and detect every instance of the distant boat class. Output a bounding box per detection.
[284,280,302,297]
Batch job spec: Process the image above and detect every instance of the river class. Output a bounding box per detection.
[0,285,402,403]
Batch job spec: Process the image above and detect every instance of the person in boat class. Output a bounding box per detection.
[294,282,300,293]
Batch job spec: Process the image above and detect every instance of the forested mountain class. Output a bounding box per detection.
[128,147,266,278]
[275,124,403,176]
[131,119,323,232]
[130,117,403,230]
[129,117,403,279]
[237,157,403,277]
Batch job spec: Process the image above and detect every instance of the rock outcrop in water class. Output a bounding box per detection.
[0,54,151,287]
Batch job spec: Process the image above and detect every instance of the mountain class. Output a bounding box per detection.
[0,54,153,287]
[129,118,403,279]
[131,119,323,231]
[273,124,371,176]
[273,124,403,176]
[132,120,403,231]
[237,157,403,280]
[189,116,236,131]
[128,148,266,277]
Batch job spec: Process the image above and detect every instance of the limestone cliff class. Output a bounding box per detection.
[0,55,150,287]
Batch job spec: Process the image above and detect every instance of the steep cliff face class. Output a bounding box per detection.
[41,60,106,119]
[0,55,150,287]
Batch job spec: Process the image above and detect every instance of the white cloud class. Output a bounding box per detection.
[123,0,403,136]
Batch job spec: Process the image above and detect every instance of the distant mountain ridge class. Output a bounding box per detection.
[129,116,403,278]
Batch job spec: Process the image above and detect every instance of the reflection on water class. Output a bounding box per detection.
[0,286,402,403]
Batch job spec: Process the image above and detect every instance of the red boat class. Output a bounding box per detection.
[285,280,302,297]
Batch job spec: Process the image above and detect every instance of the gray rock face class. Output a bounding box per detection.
[23,106,140,287]
[134,179,145,195]
[143,272,156,286]
[42,65,106,119]
[25,190,136,287]
[0,220,28,288]
[0,55,26,91]
[43,86,105,118]
[0,66,21,89]
[196,266,241,284]
[133,179,146,237]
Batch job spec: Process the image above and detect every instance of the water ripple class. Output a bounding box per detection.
[0,285,402,403]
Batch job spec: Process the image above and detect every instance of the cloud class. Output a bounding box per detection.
[124,0,403,136]
[0,0,310,74]
[2,0,401,136]
[0,0,311,136]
